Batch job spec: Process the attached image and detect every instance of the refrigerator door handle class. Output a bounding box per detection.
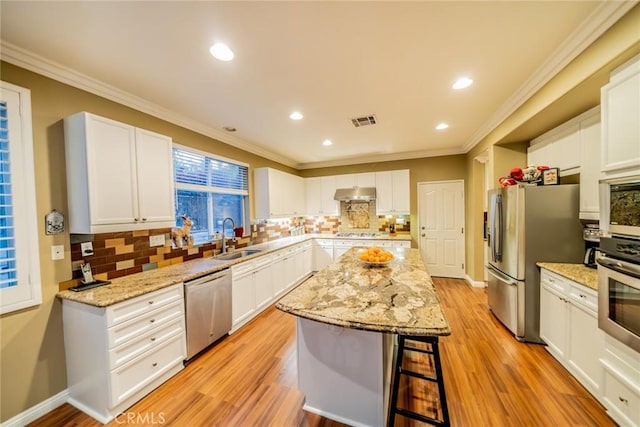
[487,265,517,286]
[495,194,503,262]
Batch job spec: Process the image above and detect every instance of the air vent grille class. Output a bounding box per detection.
[351,115,377,127]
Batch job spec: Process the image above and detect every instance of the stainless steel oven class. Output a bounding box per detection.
[597,236,640,353]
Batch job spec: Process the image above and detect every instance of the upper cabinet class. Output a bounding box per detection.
[64,112,175,234]
[305,176,338,216]
[527,107,601,221]
[254,167,305,218]
[601,55,640,175]
[375,170,410,215]
[334,172,376,189]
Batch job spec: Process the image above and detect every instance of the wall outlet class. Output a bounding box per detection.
[51,245,64,260]
[80,241,94,256]
[149,234,166,247]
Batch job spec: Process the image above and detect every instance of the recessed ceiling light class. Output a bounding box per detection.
[436,123,449,130]
[210,43,234,61]
[322,139,333,146]
[452,77,473,90]
[289,112,304,120]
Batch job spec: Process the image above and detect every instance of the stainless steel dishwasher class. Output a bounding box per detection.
[184,268,232,361]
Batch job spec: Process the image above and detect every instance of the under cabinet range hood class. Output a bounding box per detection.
[333,187,376,201]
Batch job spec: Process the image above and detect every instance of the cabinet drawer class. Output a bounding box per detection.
[372,240,394,247]
[109,317,184,369]
[314,239,334,246]
[540,270,568,294]
[232,260,256,277]
[394,241,411,248]
[106,284,183,327]
[108,301,184,349]
[110,334,184,406]
[568,285,598,313]
[603,368,640,426]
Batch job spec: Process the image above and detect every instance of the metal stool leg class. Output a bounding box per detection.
[387,335,450,427]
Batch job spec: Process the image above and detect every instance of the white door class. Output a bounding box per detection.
[418,180,465,278]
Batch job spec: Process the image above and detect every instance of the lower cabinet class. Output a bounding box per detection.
[62,284,186,423]
[313,239,334,271]
[539,269,604,399]
[601,335,640,427]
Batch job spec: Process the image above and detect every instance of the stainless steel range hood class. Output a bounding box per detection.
[333,187,377,201]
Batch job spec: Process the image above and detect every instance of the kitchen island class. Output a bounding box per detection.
[276,247,450,427]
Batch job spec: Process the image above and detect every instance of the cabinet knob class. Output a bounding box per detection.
[152,362,158,367]
[579,294,586,299]
[618,396,628,404]
[148,301,154,304]
[421,234,426,237]
[142,218,147,221]
[149,319,155,323]
[150,337,156,341]
[134,218,139,222]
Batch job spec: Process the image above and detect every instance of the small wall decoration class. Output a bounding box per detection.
[346,202,370,228]
[171,215,194,247]
[542,168,559,185]
[45,210,65,234]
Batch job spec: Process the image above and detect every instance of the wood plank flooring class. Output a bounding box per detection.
[30,278,614,427]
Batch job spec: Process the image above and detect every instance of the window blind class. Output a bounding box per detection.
[0,102,17,289]
[173,147,248,192]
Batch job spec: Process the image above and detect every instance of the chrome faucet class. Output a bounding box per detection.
[221,217,236,254]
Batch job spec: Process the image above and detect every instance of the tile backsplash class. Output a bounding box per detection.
[63,210,410,288]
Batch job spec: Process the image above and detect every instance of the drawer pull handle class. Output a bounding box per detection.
[150,337,156,341]
[618,396,628,404]
[149,319,155,323]
[152,362,158,367]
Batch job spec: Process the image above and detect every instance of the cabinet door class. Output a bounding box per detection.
[271,255,286,297]
[86,114,138,225]
[283,252,298,289]
[305,177,322,215]
[290,175,305,215]
[302,246,313,277]
[354,172,375,187]
[335,174,355,189]
[601,60,640,172]
[391,170,410,214]
[313,244,333,271]
[527,142,553,168]
[254,265,273,311]
[232,273,255,326]
[375,171,393,214]
[554,125,580,174]
[579,117,601,219]
[320,176,338,215]
[540,284,568,359]
[567,302,604,396]
[135,128,175,224]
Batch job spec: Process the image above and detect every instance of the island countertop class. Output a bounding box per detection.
[275,247,451,336]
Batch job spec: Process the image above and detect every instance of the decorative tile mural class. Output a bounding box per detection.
[345,201,371,228]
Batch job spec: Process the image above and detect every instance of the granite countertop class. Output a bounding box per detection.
[275,247,451,336]
[57,234,412,307]
[537,262,598,290]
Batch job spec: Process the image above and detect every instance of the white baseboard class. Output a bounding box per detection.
[1,389,68,427]
[465,275,486,288]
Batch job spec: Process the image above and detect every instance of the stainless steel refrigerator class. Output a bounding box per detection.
[487,184,583,343]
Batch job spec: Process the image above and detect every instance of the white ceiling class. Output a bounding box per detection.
[0,1,630,169]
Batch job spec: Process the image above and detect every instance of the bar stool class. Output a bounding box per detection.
[388,335,450,427]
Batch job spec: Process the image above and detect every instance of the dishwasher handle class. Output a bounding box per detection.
[185,268,231,287]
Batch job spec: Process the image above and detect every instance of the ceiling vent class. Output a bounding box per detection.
[351,115,377,128]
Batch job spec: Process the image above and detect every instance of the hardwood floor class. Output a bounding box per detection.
[30,278,614,427]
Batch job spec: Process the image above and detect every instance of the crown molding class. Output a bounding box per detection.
[461,0,637,153]
[0,41,299,169]
[296,146,465,170]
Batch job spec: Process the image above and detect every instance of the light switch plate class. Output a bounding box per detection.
[51,245,64,260]
[149,234,166,247]
[80,242,94,256]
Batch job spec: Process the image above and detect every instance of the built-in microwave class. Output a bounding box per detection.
[601,175,640,238]
[597,236,640,353]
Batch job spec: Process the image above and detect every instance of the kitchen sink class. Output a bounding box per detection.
[215,249,262,260]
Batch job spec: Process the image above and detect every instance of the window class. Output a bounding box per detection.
[173,145,249,245]
[0,81,41,315]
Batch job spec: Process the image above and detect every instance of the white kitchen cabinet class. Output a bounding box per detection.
[313,239,334,271]
[231,255,274,331]
[255,167,305,218]
[394,240,411,248]
[62,284,185,423]
[601,55,640,174]
[528,122,580,176]
[64,112,175,233]
[335,172,376,189]
[271,251,286,297]
[539,269,604,399]
[579,112,602,220]
[305,176,338,216]
[375,170,410,215]
[601,334,640,427]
